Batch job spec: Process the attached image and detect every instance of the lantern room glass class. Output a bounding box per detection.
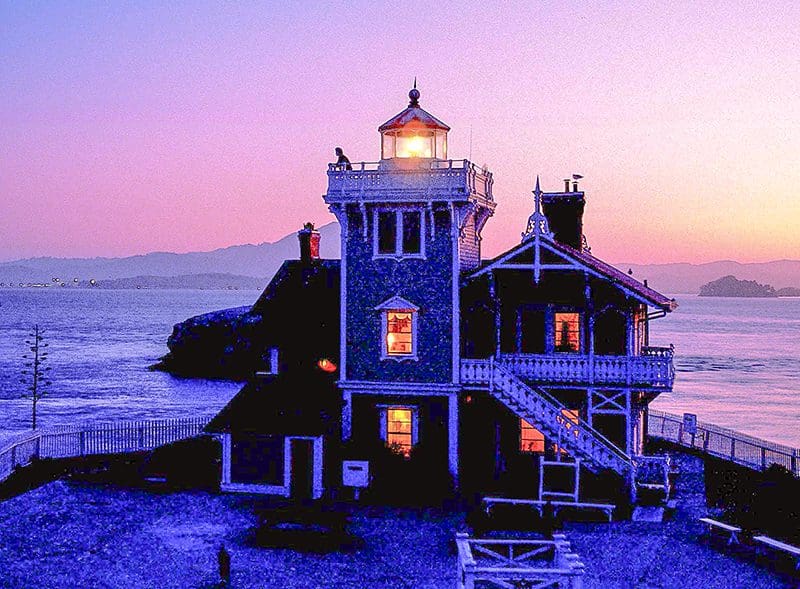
[381,129,447,160]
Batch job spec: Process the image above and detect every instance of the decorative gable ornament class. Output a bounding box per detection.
[521,177,553,242]
[374,295,419,312]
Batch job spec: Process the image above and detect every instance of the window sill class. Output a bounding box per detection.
[381,354,419,362]
[373,253,426,261]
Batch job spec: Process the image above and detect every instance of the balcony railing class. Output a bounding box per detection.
[325,159,493,202]
[462,347,674,390]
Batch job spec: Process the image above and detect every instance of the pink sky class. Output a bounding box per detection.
[2,2,798,264]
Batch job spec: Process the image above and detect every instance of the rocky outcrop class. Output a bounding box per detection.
[152,305,269,380]
[698,275,777,298]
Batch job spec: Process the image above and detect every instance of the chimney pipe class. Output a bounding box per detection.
[298,222,320,263]
[564,179,570,192]
[572,180,579,192]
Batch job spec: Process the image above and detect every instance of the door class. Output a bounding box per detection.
[289,439,314,500]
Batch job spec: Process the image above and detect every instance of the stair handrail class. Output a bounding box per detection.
[493,363,633,469]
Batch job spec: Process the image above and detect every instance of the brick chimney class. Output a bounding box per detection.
[298,222,320,263]
[542,180,585,250]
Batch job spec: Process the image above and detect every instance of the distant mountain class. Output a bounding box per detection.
[3,223,799,296]
[0,223,341,285]
[698,275,777,298]
[616,260,800,295]
[94,273,266,290]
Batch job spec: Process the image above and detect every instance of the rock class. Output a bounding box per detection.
[698,275,777,297]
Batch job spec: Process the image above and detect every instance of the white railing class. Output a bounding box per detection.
[484,362,632,474]
[326,159,493,201]
[456,532,585,589]
[647,410,800,477]
[0,417,210,486]
[462,350,674,390]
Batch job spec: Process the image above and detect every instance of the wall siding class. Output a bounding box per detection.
[345,209,454,384]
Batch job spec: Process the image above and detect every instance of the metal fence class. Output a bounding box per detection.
[0,417,210,485]
[647,409,799,477]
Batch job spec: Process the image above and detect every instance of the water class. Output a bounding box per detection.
[650,295,800,447]
[0,288,254,445]
[1,290,798,448]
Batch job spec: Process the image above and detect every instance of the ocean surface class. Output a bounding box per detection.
[1,289,798,447]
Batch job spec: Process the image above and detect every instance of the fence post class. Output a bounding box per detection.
[138,425,145,450]
[11,445,16,468]
[792,450,798,477]
[80,431,85,456]
[730,438,736,461]
[761,447,766,470]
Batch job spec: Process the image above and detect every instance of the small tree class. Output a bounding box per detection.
[20,324,51,430]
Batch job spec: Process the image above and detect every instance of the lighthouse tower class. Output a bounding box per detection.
[324,86,495,482]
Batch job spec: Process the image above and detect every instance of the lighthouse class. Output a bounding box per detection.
[324,86,496,482]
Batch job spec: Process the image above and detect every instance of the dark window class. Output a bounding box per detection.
[402,211,421,254]
[519,308,546,353]
[231,434,284,485]
[378,211,396,254]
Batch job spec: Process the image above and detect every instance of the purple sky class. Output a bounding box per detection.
[2,2,798,264]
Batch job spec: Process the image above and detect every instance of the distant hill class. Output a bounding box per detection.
[698,275,777,297]
[616,260,800,295]
[3,223,799,295]
[94,273,266,290]
[0,223,340,285]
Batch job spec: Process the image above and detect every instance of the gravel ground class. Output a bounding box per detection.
[0,453,795,588]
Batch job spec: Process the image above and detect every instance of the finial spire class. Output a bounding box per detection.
[408,79,420,107]
[522,176,553,242]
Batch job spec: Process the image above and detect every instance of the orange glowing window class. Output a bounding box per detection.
[555,409,580,454]
[520,418,545,453]
[554,312,581,352]
[386,311,414,356]
[317,358,337,373]
[387,408,413,457]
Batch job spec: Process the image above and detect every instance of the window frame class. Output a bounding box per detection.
[372,207,426,260]
[552,310,583,354]
[378,404,419,457]
[376,296,420,362]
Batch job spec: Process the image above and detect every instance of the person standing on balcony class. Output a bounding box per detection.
[335,147,352,170]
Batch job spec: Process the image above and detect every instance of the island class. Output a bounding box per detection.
[699,275,777,297]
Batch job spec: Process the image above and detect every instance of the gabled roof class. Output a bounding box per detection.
[469,237,677,312]
[205,369,341,435]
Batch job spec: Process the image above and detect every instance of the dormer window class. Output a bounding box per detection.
[375,296,419,361]
[374,209,424,258]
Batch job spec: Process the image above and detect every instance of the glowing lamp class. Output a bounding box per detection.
[317,358,337,373]
[378,86,449,160]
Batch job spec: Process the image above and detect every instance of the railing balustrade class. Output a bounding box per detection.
[461,351,674,389]
[647,410,799,477]
[326,159,493,201]
[0,417,210,486]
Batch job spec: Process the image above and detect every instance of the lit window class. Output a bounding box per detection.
[375,210,424,257]
[554,312,581,352]
[520,418,545,453]
[376,296,419,360]
[386,311,414,356]
[386,407,413,457]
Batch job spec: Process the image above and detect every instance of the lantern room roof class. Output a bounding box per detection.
[378,86,450,132]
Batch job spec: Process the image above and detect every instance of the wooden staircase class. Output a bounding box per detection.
[487,362,633,475]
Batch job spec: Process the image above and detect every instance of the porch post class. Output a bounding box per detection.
[448,392,459,488]
[489,272,500,358]
[342,390,352,441]
[221,433,232,485]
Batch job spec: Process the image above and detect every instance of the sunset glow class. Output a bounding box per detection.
[2,3,798,264]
